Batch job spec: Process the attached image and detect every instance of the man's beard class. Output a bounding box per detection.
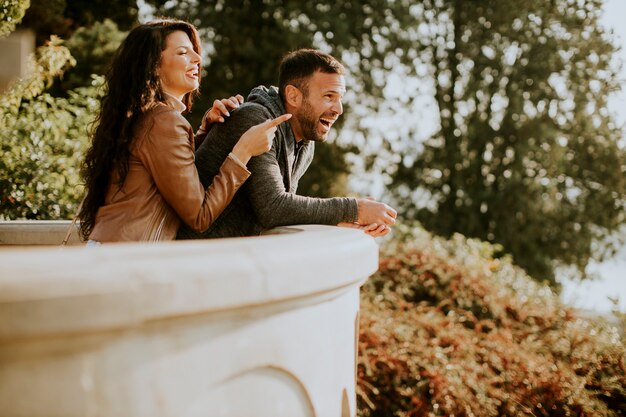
[295,98,328,143]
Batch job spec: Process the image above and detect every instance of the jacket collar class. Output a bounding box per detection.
[163,92,187,113]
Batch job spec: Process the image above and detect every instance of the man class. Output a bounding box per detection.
[177,49,396,240]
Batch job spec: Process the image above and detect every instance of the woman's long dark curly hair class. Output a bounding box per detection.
[78,19,202,240]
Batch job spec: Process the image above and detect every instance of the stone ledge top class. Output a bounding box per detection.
[0,225,378,341]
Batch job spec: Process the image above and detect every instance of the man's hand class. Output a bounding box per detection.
[338,222,391,237]
[356,198,397,226]
[201,94,245,128]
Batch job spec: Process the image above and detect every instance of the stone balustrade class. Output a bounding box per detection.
[0,222,378,417]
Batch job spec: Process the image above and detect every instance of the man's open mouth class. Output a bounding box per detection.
[319,117,334,128]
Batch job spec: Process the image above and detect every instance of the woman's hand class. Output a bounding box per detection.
[232,114,292,165]
[201,94,245,129]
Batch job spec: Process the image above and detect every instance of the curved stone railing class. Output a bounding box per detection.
[0,219,83,246]
[0,223,378,417]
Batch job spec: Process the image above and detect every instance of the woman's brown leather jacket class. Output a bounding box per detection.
[89,100,250,242]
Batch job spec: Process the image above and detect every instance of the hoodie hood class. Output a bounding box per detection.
[245,85,314,193]
[247,86,286,119]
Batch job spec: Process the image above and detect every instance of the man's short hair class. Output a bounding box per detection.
[278,49,345,98]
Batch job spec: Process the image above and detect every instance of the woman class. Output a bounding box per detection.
[78,19,290,243]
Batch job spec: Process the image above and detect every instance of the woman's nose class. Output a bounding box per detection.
[191,51,201,64]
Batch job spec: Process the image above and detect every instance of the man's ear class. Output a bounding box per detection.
[284,85,302,109]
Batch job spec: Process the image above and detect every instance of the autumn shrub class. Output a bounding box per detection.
[357,224,626,417]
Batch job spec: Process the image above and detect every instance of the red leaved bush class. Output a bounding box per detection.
[357,225,625,417]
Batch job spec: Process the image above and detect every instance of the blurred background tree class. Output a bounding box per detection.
[20,0,137,45]
[2,0,625,284]
[386,0,626,284]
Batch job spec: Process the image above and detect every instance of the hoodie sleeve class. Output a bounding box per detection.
[239,107,359,228]
[246,150,358,228]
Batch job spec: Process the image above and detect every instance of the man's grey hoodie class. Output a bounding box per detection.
[177,86,358,239]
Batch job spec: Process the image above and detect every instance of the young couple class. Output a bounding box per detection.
[79,19,397,244]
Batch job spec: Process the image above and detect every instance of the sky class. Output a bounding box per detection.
[559,0,626,314]
[602,0,626,130]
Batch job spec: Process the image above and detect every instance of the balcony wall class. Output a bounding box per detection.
[0,222,378,417]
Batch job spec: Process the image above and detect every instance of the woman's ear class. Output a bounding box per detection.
[284,84,302,109]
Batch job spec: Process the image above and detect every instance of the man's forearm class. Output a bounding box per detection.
[246,150,358,227]
[253,191,358,228]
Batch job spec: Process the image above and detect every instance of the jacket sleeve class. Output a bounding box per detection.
[139,109,251,232]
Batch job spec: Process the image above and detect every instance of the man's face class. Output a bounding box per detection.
[293,71,346,142]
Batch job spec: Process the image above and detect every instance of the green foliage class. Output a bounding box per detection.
[59,19,127,91]
[386,0,626,284]
[20,0,137,44]
[0,38,104,219]
[358,224,626,416]
[1,36,75,110]
[0,0,29,38]
[0,15,123,220]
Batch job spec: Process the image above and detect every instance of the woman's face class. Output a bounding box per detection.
[158,30,201,100]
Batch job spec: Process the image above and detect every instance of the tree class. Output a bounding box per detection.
[59,19,127,91]
[19,0,138,45]
[17,1,134,95]
[389,0,626,284]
